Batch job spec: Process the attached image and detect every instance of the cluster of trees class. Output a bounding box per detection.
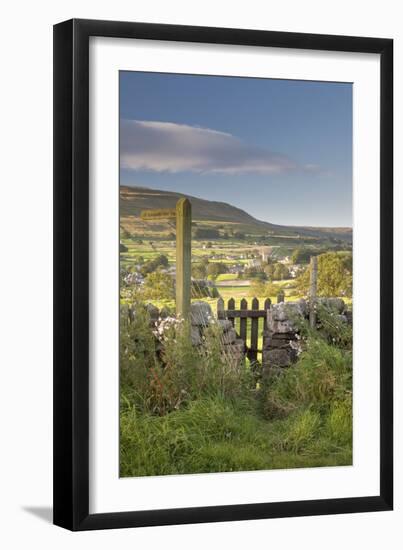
[296,252,352,297]
[141,271,174,301]
[191,258,228,280]
[193,227,220,239]
[264,262,290,280]
[291,248,318,264]
[192,227,247,240]
[239,262,290,281]
[239,266,267,281]
[140,260,227,301]
[249,279,281,298]
[140,254,169,276]
[206,262,228,280]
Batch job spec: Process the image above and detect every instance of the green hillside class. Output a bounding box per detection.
[120,185,352,243]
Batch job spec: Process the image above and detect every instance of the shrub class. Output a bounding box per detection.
[291,248,318,264]
[316,303,353,349]
[192,262,208,279]
[264,262,290,280]
[262,336,352,419]
[249,280,280,297]
[206,262,227,279]
[249,279,267,297]
[243,265,266,279]
[141,270,174,301]
[296,252,352,297]
[140,254,169,276]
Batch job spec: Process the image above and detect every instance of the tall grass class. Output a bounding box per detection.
[262,336,352,419]
[120,305,252,416]
[120,302,353,477]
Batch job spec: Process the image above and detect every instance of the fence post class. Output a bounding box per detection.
[249,298,259,363]
[309,255,318,328]
[240,298,247,342]
[227,297,235,327]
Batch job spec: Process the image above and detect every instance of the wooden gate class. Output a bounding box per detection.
[217,297,271,363]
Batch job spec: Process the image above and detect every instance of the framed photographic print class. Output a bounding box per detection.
[53,19,393,530]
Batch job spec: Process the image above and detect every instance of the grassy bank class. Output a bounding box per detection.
[120,308,352,478]
[120,394,352,477]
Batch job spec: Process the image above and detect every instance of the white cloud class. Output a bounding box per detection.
[120,120,310,175]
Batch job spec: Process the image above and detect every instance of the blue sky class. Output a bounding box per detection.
[120,71,352,227]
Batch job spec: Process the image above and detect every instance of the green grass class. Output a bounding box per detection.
[120,324,353,478]
[120,394,352,477]
[215,273,239,282]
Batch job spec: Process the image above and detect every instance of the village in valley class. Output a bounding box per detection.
[119,186,353,315]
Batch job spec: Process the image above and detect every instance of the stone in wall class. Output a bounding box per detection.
[266,299,308,334]
[191,326,203,346]
[263,299,307,371]
[263,348,294,368]
[221,327,237,345]
[187,301,246,365]
[190,301,213,326]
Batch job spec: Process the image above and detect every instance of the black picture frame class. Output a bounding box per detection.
[53,18,393,531]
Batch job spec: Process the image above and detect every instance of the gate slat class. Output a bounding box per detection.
[250,298,259,363]
[240,298,247,342]
[227,297,235,327]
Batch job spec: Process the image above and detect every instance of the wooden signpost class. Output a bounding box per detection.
[141,198,192,319]
[140,208,176,221]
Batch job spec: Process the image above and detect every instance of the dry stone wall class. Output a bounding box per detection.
[190,301,245,361]
[262,297,352,375]
[124,301,245,365]
[123,297,351,376]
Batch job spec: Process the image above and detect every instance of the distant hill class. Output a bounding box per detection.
[120,185,352,242]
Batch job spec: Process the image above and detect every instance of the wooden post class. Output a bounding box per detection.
[227,298,235,327]
[240,298,248,343]
[141,199,192,321]
[176,198,192,319]
[250,298,259,363]
[309,255,318,328]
